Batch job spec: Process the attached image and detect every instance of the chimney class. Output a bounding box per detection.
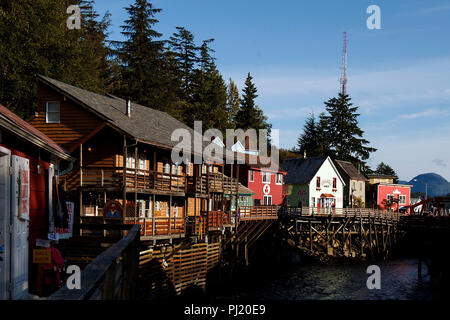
[126,97,131,117]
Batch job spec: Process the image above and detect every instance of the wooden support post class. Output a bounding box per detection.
[134,143,138,224]
[309,219,313,251]
[79,144,83,228]
[123,136,127,222]
[169,195,172,238]
[244,236,249,267]
[359,212,363,257]
[152,193,156,236]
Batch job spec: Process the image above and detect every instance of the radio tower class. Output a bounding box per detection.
[339,31,348,95]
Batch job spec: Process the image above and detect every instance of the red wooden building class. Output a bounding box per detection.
[0,104,73,299]
[375,183,412,213]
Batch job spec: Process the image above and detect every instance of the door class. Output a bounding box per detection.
[0,149,11,299]
[10,155,30,299]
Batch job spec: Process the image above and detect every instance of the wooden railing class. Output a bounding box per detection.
[124,217,184,237]
[80,167,186,193]
[186,211,232,235]
[48,224,140,300]
[278,206,390,216]
[238,206,279,221]
[187,172,238,194]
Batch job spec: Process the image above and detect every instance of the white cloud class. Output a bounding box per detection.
[399,108,441,120]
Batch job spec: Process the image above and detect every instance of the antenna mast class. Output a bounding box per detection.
[340,31,348,95]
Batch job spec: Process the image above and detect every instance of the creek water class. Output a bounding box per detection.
[216,258,439,300]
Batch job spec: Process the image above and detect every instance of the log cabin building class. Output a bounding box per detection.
[28,75,241,244]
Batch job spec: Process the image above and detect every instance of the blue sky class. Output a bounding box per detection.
[94,0,450,181]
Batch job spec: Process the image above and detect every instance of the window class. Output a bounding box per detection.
[276,173,282,185]
[46,102,60,123]
[399,195,406,205]
[201,164,207,174]
[360,182,362,191]
[387,194,394,203]
[332,177,337,188]
[312,197,315,206]
[262,172,271,183]
[249,170,254,182]
[316,177,321,188]
[164,163,170,174]
[263,195,272,205]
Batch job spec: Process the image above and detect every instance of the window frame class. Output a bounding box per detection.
[275,173,282,185]
[46,101,61,124]
[263,195,272,205]
[262,171,271,183]
[332,177,337,189]
[399,195,406,205]
[248,170,254,182]
[316,176,321,188]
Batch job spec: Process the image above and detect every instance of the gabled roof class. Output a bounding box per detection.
[37,75,197,151]
[238,183,254,195]
[282,156,345,186]
[334,160,367,181]
[281,156,327,184]
[0,104,73,161]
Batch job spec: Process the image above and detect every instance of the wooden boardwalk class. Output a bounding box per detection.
[280,208,402,259]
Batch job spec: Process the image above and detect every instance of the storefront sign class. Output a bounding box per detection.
[32,249,51,264]
[263,184,270,195]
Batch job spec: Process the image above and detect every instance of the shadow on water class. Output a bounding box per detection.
[211,255,440,300]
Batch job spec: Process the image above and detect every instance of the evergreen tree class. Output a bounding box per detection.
[168,27,199,98]
[324,93,376,169]
[115,0,170,110]
[296,113,318,156]
[226,78,240,129]
[234,73,271,133]
[374,162,399,183]
[0,0,111,118]
[189,40,228,132]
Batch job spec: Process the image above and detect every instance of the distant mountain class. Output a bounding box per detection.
[401,173,450,197]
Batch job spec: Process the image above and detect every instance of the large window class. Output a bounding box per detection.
[276,173,282,184]
[316,176,321,188]
[387,194,394,203]
[249,170,254,182]
[332,177,337,188]
[263,195,272,205]
[46,101,60,123]
[399,195,406,205]
[262,172,271,183]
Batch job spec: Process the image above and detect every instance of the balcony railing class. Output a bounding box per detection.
[238,206,279,221]
[80,166,186,193]
[124,217,184,237]
[187,172,238,194]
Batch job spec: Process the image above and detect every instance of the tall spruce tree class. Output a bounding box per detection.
[168,27,199,99]
[296,112,330,157]
[189,40,229,132]
[115,0,170,110]
[226,78,240,129]
[296,113,318,156]
[324,93,376,169]
[234,73,271,133]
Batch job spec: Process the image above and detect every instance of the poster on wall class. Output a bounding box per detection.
[55,202,74,239]
[48,201,74,240]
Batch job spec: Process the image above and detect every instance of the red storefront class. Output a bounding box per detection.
[376,183,412,213]
[246,167,286,206]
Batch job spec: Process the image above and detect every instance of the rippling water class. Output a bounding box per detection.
[220,259,438,300]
